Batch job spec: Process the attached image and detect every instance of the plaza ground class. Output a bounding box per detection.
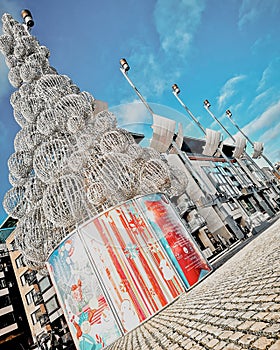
[107,219,280,350]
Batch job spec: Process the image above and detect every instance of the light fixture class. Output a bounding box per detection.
[172,84,180,95]
[120,58,130,72]
[226,109,232,118]
[21,9,34,28]
[204,99,211,108]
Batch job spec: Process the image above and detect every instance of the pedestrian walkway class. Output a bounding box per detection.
[107,219,280,350]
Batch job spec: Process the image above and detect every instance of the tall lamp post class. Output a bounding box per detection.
[203,100,278,216]
[119,58,213,196]
[172,84,240,174]
[225,109,280,176]
[172,84,205,135]
[172,86,246,239]
[203,99,272,182]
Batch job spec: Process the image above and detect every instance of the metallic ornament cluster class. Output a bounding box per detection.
[1,13,187,271]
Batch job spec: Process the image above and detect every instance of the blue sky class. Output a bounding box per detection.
[0,0,280,223]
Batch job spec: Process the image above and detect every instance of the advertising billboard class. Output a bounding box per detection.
[47,193,211,349]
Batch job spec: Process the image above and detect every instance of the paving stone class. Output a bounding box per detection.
[250,321,270,332]
[264,323,280,335]
[237,320,256,330]
[207,338,220,348]
[106,220,280,350]
[213,341,228,350]
[251,337,275,349]
[268,340,280,349]
[238,334,257,346]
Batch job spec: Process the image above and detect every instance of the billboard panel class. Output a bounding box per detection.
[47,233,122,349]
[47,193,212,348]
[137,193,211,288]
[80,197,184,332]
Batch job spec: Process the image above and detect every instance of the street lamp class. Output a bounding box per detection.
[203,100,273,182]
[119,58,153,116]
[204,100,235,143]
[172,84,205,135]
[225,109,280,176]
[119,58,213,195]
[172,85,241,177]
[21,9,34,30]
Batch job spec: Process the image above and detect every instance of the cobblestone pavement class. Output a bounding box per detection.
[107,219,280,350]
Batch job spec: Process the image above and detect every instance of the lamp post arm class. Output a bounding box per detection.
[226,115,280,176]
[172,92,206,135]
[204,106,236,143]
[120,68,154,117]
[226,117,254,147]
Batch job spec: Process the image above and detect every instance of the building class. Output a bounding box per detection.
[167,134,280,259]
[0,217,32,350]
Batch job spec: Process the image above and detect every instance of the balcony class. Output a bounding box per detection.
[189,215,207,233]
[26,271,37,286]
[33,292,44,306]
[176,199,196,216]
[38,314,50,327]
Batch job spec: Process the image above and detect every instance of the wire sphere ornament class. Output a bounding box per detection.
[20,95,45,123]
[0,34,14,56]
[25,176,46,203]
[79,91,95,112]
[86,181,109,206]
[139,158,171,193]
[8,66,23,88]
[99,128,134,154]
[55,93,92,122]
[98,153,139,201]
[33,138,74,183]
[20,204,54,249]
[66,114,86,134]
[35,74,73,101]
[20,61,43,83]
[68,150,89,173]
[126,143,144,158]
[13,108,28,128]
[14,124,45,152]
[3,186,29,219]
[42,174,88,227]
[5,54,18,68]
[37,109,65,136]
[8,150,33,179]
[93,110,117,136]
[1,13,17,36]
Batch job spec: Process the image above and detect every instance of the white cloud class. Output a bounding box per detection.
[217,75,246,110]
[243,100,280,136]
[257,58,280,92]
[259,121,280,144]
[248,88,273,111]
[238,0,280,30]
[154,0,205,57]
[122,0,205,99]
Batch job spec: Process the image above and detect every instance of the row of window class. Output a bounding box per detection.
[0,312,16,329]
[30,295,60,325]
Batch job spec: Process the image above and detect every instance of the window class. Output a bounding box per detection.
[20,273,27,286]
[31,309,42,325]
[26,290,35,305]
[0,278,7,289]
[31,311,38,325]
[0,312,16,328]
[15,255,26,269]
[45,295,60,315]
[39,276,51,293]
[0,294,11,308]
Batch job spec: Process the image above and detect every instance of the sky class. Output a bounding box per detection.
[0,0,279,223]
